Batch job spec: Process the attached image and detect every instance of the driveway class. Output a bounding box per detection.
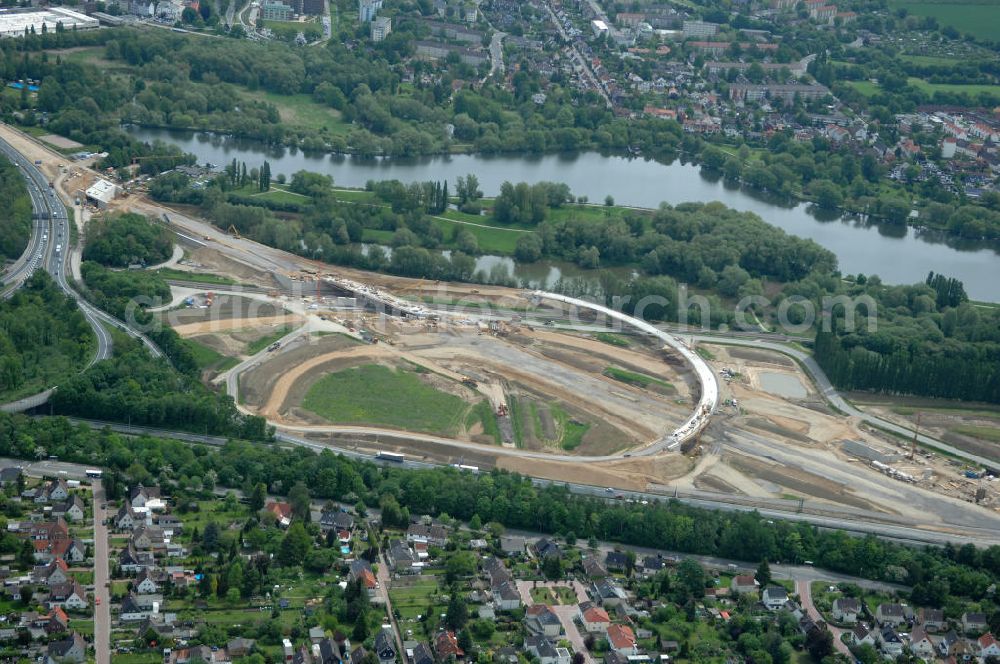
[518,580,593,663]
[93,480,110,664]
[797,579,850,656]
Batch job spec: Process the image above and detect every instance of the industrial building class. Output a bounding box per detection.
[85,179,118,210]
[0,8,98,38]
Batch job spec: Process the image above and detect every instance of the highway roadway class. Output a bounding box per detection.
[0,135,169,413]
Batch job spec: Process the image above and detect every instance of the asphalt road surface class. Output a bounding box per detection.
[93,479,111,664]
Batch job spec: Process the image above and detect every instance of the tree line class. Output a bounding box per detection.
[0,155,32,264]
[82,212,174,268]
[4,412,1000,611]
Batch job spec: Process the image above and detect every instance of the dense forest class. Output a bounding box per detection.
[50,337,271,441]
[0,272,94,401]
[3,412,1000,615]
[814,272,1000,403]
[82,212,174,267]
[0,155,32,264]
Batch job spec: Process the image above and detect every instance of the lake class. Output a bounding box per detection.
[126,126,1000,301]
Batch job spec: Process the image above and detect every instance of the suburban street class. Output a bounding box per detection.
[93,480,110,664]
[797,579,850,656]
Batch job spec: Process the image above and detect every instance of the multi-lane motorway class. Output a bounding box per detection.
[0,136,167,413]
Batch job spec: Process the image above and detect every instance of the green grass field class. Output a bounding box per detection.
[240,89,351,134]
[182,338,239,372]
[155,267,238,285]
[550,404,589,451]
[954,425,1000,442]
[466,399,501,443]
[594,332,631,347]
[604,366,674,392]
[302,363,470,434]
[889,0,1000,41]
[246,325,295,355]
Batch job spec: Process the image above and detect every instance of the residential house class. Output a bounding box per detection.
[952,637,978,662]
[315,637,344,664]
[579,603,611,634]
[120,594,151,622]
[33,558,70,586]
[592,579,628,606]
[119,545,154,573]
[319,510,354,533]
[762,586,788,611]
[434,630,464,660]
[582,557,608,579]
[832,597,861,624]
[228,638,256,658]
[349,646,369,664]
[406,523,447,547]
[410,643,434,664]
[132,525,165,551]
[115,504,142,531]
[730,575,759,594]
[494,580,521,611]
[53,495,85,522]
[30,518,70,542]
[938,630,960,657]
[909,625,935,659]
[534,538,562,559]
[980,633,1000,659]
[876,603,907,627]
[605,551,629,573]
[524,635,570,664]
[375,627,396,664]
[46,631,87,664]
[129,484,161,509]
[525,604,562,637]
[640,556,665,576]
[134,568,159,595]
[607,624,638,656]
[48,581,88,610]
[387,540,420,574]
[0,466,22,486]
[879,626,903,657]
[348,561,378,598]
[962,613,987,634]
[39,478,70,503]
[852,623,876,648]
[919,608,946,632]
[36,537,85,564]
[265,502,293,528]
[499,536,525,558]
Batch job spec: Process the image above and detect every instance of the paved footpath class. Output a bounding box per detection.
[797,579,850,656]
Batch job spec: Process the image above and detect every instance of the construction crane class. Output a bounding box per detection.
[908,412,923,459]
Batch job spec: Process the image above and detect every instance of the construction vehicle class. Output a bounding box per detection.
[497,404,508,417]
[227,224,241,239]
[461,377,478,389]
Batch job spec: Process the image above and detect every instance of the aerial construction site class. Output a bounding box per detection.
[4,119,1000,546]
